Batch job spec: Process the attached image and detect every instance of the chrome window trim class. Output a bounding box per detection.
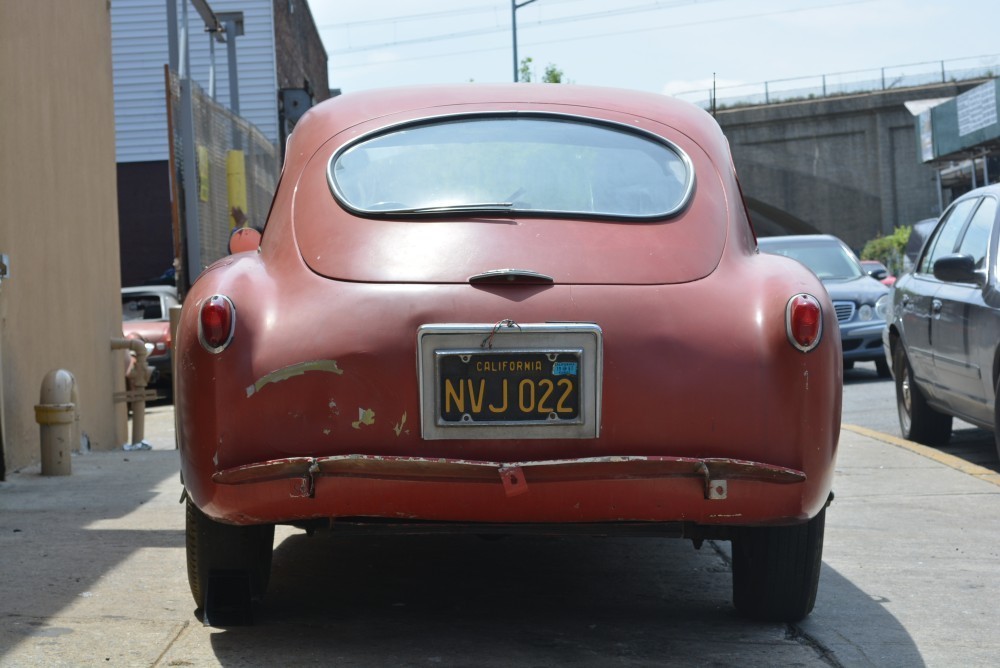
[326,110,696,221]
[957,194,998,279]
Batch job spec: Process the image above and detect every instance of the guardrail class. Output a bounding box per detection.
[674,54,1000,110]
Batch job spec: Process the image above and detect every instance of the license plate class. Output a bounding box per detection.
[437,350,582,424]
[417,323,602,440]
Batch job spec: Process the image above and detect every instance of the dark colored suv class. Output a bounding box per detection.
[883,184,1000,457]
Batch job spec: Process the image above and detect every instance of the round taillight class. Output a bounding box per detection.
[198,295,235,353]
[786,293,822,352]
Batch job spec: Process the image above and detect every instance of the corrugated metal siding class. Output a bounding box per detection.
[111,0,278,163]
[112,0,172,162]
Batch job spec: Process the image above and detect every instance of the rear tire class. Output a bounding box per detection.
[994,376,1000,461]
[875,357,892,378]
[185,498,274,610]
[893,346,952,446]
[731,508,825,623]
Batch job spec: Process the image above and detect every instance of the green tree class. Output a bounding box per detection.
[519,57,533,83]
[518,57,567,83]
[542,63,564,83]
[861,226,911,276]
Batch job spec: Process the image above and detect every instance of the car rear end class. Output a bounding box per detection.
[176,85,841,622]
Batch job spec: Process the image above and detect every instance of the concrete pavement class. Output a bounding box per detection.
[1,407,998,667]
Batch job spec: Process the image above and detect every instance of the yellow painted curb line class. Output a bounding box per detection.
[842,424,1000,488]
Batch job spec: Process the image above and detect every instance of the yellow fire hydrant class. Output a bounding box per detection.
[34,369,79,476]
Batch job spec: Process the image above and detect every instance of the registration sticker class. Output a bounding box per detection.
[553,362,578,376]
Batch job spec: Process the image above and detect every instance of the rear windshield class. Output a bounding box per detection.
[328,115,693,219]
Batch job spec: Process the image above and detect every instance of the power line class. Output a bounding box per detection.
[321,0,586,30]
[331,0,876,69]
[326,0,733,56]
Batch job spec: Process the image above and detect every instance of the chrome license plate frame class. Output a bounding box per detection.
[418,323,602,440]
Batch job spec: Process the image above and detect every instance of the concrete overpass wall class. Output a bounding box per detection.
[716,82,984,250]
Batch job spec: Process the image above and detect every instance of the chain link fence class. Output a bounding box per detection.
[167,70,280,292]
[676,53,1000,110]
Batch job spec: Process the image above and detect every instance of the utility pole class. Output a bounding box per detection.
[512,0,537,82]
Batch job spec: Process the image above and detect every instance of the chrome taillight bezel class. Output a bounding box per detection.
[785,293,823,353]
[198,295,236,354]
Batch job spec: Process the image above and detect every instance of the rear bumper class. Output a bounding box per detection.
[191,453,824,529]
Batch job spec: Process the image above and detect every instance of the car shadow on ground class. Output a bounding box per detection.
[842,362,890,385]
[204,532,925,666]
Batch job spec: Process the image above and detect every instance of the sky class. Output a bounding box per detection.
[307,0,999,106]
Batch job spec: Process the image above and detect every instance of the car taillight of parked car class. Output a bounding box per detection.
[786,294,823,352]
[198,295,235,353]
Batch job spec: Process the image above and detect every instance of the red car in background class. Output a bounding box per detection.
[176,84,841,624]
[122,285,178,395]
[861,259,896,286]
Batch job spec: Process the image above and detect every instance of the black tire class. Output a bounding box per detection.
[893,346,952,446]
[874,357,892,379]
[994,375,1000,462]
[731,508,826,623]
[185,498,274,609]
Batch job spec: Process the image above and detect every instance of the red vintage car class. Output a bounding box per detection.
[177,84,841,623]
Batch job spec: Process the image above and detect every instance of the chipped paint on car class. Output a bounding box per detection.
[245,360,344,397]
[352,407,375,429]
[393,411,408,437]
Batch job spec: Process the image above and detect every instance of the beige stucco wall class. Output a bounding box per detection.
[0,0,126,475]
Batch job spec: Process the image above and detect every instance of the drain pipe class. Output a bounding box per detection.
[111,337,153,449]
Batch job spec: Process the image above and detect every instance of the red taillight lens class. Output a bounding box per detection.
[199,295,235,353]
[786,294,822,352]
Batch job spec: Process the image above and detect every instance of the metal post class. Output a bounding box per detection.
[936,169,944,214]
[217,12,244,149]
[881,67,885,90]
[983,153,989,186]
[822,74,826,97]
[511,0,537,82]
[209,31,216,99]
[225,19,240,117]
[179,0,202,281]
[166,0,178,73]
[971,159,977,189]
[764,81,769,104]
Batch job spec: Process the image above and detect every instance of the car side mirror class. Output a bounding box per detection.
[869,268,887,280]
[229,227,262,254]
[933,253,982,285]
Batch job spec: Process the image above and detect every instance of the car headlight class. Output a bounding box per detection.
[875,294,890,321]
[858,304,874,321]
